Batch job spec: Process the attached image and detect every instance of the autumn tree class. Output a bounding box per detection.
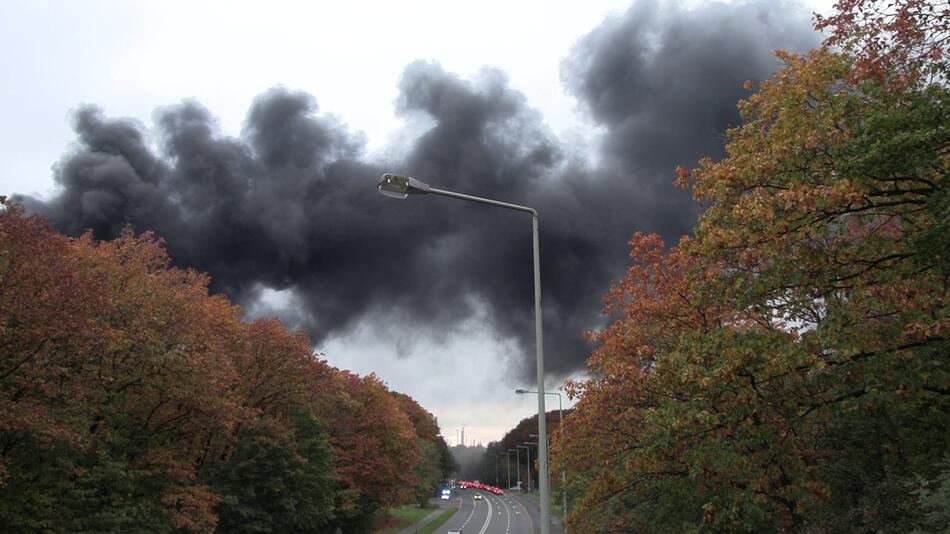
[0,202,118,531]
[557,235,727,531]
[815,0,949,86]
[391,391,453,506]
[676,26,948,528]
[314,371,418,532]
[0,202,242,531]
[1,199,447,533]
[0,201,104,459]
[391,391,441,442]
[557,4,948,531]
[203,318,340,533]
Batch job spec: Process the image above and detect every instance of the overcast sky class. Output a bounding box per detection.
[1,0,833,445]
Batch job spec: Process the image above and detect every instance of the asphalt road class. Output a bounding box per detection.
[429,490,562,534]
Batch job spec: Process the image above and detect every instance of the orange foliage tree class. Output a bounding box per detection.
[1,201,242,531]
[556,6,948,531]
[815,0,949,86]
[0,198,446,533]
[313,371,418,529]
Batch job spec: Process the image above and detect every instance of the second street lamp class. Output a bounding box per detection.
[509,448,521,490]
[379,173,551,533]
[520,390,568,523]
[518,444,532,493]
[497,451,508,488]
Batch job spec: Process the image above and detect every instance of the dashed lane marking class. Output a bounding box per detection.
[509,494,535,534]
[459,494,477,529]
[498,494,512,534]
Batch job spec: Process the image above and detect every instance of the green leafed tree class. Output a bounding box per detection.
[209,412,335,534]
[409,438,443,506]
[557,1,948,531]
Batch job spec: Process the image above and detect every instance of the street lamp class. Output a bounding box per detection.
[509,449,521,490]
[495,453,501,486]
[518,445,532,493]
[379,172,551,533]
[515,389,563,422]
[519,390,567,522]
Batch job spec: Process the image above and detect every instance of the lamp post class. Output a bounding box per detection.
[520,390,567,522]
[506,449,512,489]
[515,389,562,423]
[495,453,501,487]
[509,449,521,490]
[518,445,532,493]
[379,173,551,533]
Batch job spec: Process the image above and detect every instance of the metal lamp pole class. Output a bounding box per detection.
[521,391,567,522]
[509,449,521,490]
[525,441,539,494]
[506,449,512,489]
[379,173,550,533]
[495,453,500,486]
[518,445,532,493]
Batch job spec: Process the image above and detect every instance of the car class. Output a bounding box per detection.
[448,531,463,534]
[473,493,483,500]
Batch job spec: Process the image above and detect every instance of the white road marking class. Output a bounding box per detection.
[460,494,477,529]
[477,494,494,534]
[496,494,512,534]
[509,495,535,534]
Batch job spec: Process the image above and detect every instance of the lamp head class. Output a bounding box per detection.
[514,389,528,395]
[378,173,430,198]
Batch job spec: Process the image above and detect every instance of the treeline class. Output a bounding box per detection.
[0,201,453,533]
[555,2,949,532]
[477,411,565,492]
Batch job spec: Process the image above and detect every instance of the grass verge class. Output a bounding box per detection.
[374,504,437,534]
[522,490,565,518]
[415,508,455,534]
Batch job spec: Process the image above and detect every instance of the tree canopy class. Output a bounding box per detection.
[556,1,948,531]
[0,200,448,533]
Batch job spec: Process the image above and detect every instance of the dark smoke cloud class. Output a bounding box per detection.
[560,0,819,238]
[19,0,819,380]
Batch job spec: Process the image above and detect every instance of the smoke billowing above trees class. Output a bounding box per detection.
[19,0,819,379]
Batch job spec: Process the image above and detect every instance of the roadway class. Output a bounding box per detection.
[429,489,563,534]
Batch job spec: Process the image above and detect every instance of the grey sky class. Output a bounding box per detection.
[1,0,832,445]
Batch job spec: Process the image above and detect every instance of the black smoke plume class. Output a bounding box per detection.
[19,0,819,380]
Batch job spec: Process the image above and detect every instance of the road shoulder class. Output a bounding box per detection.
[396,498,458,534]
